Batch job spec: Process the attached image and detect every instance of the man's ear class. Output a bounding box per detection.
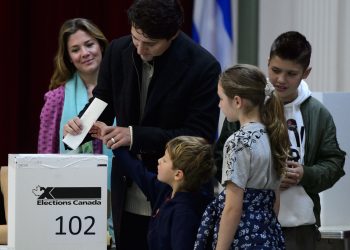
[174,169,184,181]
[169,30,180,41]
[302,67,312,79]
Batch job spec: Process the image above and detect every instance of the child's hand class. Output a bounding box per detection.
[280,161,304,190]
[90,121,107,140]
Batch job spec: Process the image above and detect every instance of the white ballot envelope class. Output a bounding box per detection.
[63,98,107,150]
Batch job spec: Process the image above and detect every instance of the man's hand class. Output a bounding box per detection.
[63,117,83,136]
[91,121,131,149]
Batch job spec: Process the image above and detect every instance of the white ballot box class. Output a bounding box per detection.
[7,154,107,250]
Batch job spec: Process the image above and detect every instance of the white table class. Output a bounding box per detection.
[319,226,350,250]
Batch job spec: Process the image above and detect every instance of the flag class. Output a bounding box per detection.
[193,0,234,141]
[192,0,234,70]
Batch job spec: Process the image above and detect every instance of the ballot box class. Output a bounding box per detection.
[7,154,107,250]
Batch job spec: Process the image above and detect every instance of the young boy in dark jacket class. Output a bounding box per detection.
[115,136,216,250]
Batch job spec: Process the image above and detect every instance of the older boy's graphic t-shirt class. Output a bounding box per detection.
[278,80,316,227]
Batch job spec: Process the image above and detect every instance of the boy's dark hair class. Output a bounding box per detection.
[127,0,184,40]
[166,136,216,192]
[269,31,312,70]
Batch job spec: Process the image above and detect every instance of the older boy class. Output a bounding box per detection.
[214,31,345,250]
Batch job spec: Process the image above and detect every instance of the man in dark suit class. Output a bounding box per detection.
[64,1,220,249]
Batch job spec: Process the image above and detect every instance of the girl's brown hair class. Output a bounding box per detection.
[220,64,290,176]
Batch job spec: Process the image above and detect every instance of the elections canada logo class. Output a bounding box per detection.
[32,186,102,206]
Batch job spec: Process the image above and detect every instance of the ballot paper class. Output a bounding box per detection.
[62,98,107,150]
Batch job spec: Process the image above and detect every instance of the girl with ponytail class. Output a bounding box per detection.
[195,64,289,250]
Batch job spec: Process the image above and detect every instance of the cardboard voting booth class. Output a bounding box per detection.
[8,154,107,250]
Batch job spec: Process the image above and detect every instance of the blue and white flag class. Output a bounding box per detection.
[192,0,234,70]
